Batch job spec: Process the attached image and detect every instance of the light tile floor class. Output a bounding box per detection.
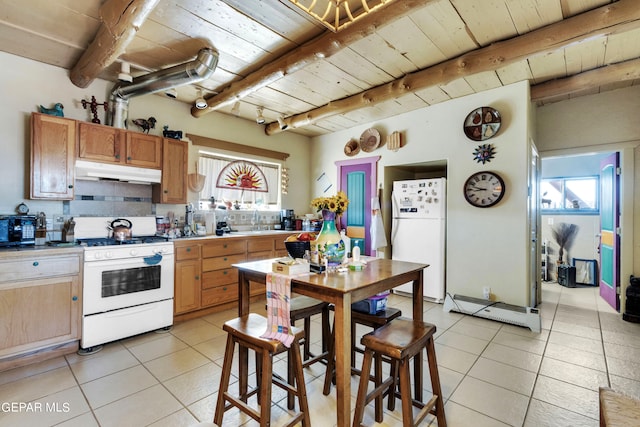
[1,282,640,427]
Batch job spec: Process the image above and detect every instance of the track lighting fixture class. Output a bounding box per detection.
[165,88,177,99]
[117,61,133,83]
[195,89,207,109]
[256,106,265,124]
[231,101,240,116]
[277,115,288,130]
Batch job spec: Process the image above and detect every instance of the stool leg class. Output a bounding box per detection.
[287,348,295,409]
[259,348,273,426]
[290,340,311,426]
[398,357,414,427]
[323,319,336,395]
[373,352,383,423]
[387,359,399,411]
[303,317,312,360]
[321,306,330,353]
[214,334,235,425]
[426,336,447,427]
[351,320,356,369]
[352,348,374,427]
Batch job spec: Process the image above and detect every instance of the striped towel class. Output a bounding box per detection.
[261,272,295,347]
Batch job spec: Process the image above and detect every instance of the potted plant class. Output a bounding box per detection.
[551,222,578,265]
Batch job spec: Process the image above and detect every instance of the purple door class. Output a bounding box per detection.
[599,152,620,310]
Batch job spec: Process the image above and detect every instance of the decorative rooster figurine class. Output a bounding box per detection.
[131,117,157,133]
[39,103,64,117]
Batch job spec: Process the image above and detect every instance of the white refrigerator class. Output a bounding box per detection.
[391,178,446,302]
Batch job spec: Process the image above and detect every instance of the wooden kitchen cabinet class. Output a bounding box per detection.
[0,250,82,369]
[153,138,188,204]
[78,121,162,168]
[201,240,246,308]
[172,234,298,319]
[78,121,122,163]
[125,132,162,168]
[174,242,201,315]
[30,113,76,200]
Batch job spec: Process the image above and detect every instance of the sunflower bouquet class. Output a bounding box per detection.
[310,191,349,215]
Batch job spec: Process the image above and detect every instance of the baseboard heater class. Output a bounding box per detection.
[443,294,541,333]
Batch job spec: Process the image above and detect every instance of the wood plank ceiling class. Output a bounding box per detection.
[1,0,638,137]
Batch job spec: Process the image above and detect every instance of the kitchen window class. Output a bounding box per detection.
[541,176,599,214]
[197,152,281,209]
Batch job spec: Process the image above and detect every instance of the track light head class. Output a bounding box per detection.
[195,89,207,109]
[277,115,288,130]
[256,107,266,124]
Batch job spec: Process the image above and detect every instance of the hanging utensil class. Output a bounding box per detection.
[188,161,206,192]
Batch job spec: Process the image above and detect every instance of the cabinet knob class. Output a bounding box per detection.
[115,155,120,159]
[195,275,200,280]
[32,261,39,266]
[68,184,73,189]
[223,271,227,275]
[223,287,227,291]
[164,190,168,194]
[127,156,132,160]
[223,257,228,261]
[72,296,78,301]
[186,247,191,252]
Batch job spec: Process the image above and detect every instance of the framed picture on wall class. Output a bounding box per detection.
[572,258,597,286]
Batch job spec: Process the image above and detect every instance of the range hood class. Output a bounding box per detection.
[75,160,161,184]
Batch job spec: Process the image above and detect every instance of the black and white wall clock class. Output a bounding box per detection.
[463,171,506,208]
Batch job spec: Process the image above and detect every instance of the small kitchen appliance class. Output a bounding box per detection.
[0,214,36,247]
[73,216,174,352]
[281,209,295,230]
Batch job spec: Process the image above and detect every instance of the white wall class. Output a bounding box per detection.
[311,81,533,306]
[0,51,312,219]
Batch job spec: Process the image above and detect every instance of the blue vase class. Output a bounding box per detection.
[313,210,345,265]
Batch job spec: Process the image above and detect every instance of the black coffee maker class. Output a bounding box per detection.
[281,209,295,231]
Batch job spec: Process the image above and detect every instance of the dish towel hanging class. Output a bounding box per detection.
[261,272,295,347]
[370,196,387,250]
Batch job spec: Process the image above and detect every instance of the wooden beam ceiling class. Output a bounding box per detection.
[262,0,640,134]
[70,0,159,88]
[531,58,640,102]
[191,0,435,118]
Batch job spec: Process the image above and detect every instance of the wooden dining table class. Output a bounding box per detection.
[233,258,428,427]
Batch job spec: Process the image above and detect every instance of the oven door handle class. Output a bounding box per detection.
[144,254,163,265]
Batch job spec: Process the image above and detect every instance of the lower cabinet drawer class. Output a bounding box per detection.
[202,253,245,272]
[201,268,238,289]
[0,256,79,283]
[202,283,237,307]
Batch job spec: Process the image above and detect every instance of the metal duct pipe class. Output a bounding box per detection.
[108,47,218,128]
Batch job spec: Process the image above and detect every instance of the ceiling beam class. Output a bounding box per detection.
[264,0,640,135]
[70,0,160,88]
[191,0,436,118]
[531,58,640,102]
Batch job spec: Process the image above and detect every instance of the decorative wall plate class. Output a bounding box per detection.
[360,128,381,152]
[464,107,501,141]
[472,144,496,164]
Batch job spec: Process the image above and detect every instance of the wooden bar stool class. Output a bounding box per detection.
[287,296,330,409]
[352,317,447,427]
[323,307,402,394]
[214,313,311,427]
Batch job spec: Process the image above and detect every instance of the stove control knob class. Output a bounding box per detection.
[130,249,138,256]
[93,252,102,260]
[104,251,113,259]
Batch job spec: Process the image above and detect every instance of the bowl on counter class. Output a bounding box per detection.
[285,240,310,259]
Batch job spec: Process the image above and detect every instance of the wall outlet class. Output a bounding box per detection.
[547,217,554,225]
[483,287,491,300]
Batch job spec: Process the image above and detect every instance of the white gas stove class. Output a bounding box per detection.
[74,217,174,353]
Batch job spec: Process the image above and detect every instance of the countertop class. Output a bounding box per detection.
[0,244,83,260]
[0,230,300,259]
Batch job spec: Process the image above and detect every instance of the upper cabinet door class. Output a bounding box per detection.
[30,113,76,200]
[153,138,187,204]
[125,132,162,169]
[78,122,122,163]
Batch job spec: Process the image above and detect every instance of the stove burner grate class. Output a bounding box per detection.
[78,236,169,247]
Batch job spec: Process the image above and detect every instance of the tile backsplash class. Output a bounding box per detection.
[67,180,155,217]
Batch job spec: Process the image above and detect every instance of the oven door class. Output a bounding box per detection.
[83,253,174,315]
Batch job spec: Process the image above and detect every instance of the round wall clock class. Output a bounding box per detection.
[463,171,506,208]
